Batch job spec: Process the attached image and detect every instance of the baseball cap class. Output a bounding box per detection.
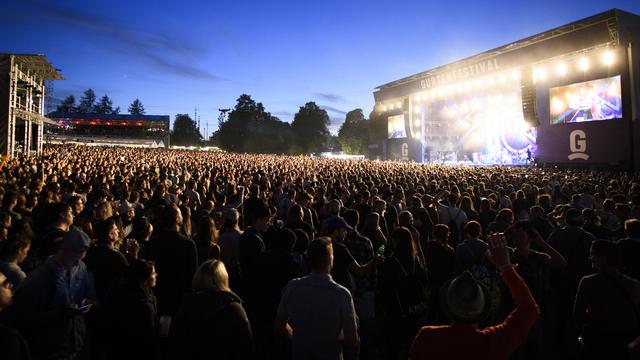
[62,227,91,253]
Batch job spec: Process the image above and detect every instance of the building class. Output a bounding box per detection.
[372,9,640,168]
[46,112,170,148]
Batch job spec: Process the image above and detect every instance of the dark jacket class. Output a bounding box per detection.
[106,279,158,360]
[169,289,254,360]
[144,230,198,316]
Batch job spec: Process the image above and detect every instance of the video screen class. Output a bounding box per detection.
[388,115,407,139]
[550,75,622,124]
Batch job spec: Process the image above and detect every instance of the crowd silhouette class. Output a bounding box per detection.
[0,144,639,360]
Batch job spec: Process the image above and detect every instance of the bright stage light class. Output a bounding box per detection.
[475,79,483,89]
[498,74,507,84]
[381,105,387,112]
[602,50,615,66]
[536,67,547,81]
[511,69,521,81]
[487,77,495,87]
[465,81,473,92]
[578,57,589,71]
[396,102,402,108]
[556,63,568,77]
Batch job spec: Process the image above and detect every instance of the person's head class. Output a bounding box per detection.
[480,198,493,212]
[506,220,541,251]
[433,224,450,243]
[441,271,491,325]
[459,196,474,211]
[496,208,514,225]
[119,201,135,221]
[222,208,239,230]
[564,208,583,227]
[94,218,119,244]
[625,219,640,239]
[58,226,91,269]
[391,226,415,257]
[252,205,272,232]
[463,221,482,240]
[590,240,620,272]
[128,259,157,289]
[581,208,599,225]
[131,216,153,241]
[192,259,230,292]
[327,217,351,242]
[343,209,359,229]
[307,237,333,273]
[0,235,31,263]
[362,212,380,232]
[71,195,85,216]
[2,191,18,209]
[293,229,309,253]
[160,204,183,231]
[273,228,296,253]
[288,204,304,222]
[530,206,545,219]
[373,198,387,214]
[0,271,13,310]
[398,210,414,227]
[195,216,218,246]
[327,199,341,216]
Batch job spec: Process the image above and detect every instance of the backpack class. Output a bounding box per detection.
[392,256,430,322]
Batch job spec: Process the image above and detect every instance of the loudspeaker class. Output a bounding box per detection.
[520,66,539,127]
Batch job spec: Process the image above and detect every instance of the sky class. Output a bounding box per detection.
[1,0,639,137]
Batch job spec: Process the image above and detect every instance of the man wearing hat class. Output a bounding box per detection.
[410,234,539,360]
[7,226,96,359]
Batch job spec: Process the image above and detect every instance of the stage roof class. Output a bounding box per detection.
[0,53,64,80]
[375,8,636,91]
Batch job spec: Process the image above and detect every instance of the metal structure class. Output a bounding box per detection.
[0,54,63,158]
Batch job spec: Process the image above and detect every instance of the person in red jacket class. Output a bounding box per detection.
[410,233,540,360]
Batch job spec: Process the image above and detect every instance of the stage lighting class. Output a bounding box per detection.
[511,69,521,81]
[465,81,473,92]
[498,74,507,84]
[487,77,495,87]
[475,79,483,89]
[381,105,387,112]
[536,67,547,81]
[602,50,615,66]
[396,102,402,108]
[578,57,589,71]
[556,63,567,77]
[414,107,421,114]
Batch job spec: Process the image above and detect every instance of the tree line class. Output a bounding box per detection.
[207,94,387,154]
[55,89,146,116]
[53,90,387,154]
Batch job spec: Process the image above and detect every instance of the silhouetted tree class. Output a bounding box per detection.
[94,95,115,114]
[56,95,76,113]
[338,109,369,154]
[171,114,203,146]
[215,94,293,154]
[128,99,145,115]
[76,89,96,113]
[291,102,330,154]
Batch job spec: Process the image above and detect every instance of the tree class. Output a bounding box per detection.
[94,94,115,114]
[291,102,330,154]
[338,109,369,154]
[214,94,293,154]
[56,95,76,113]
[171,114,203,146]
[128,99,145,115]
[76,89,96,113]
[112,106,120,115]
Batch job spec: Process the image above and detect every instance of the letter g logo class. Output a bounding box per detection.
[568,130,589,160]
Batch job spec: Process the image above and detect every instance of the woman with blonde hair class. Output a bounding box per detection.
[169,260,254,359]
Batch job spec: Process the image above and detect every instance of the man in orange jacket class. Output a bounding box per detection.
[410,233,540,360]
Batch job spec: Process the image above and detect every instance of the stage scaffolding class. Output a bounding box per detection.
[0,54,63,158]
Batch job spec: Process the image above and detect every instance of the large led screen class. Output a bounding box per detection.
[550,75,622,124]
[388,115,407,139]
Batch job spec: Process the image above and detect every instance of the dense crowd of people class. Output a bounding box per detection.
[0,144,639,359]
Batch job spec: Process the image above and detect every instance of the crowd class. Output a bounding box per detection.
[0,144,639,360]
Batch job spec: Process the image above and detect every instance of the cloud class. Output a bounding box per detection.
[314,92,346,103]
[319,105,347,115]
[20,0,226,81]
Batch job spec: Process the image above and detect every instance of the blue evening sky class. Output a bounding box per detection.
[1,0,639,136]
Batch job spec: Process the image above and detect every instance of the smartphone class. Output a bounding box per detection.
[77,303,93,311]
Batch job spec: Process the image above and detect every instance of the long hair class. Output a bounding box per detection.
[192,259,230,292]
[195,216,218,247]
[391,226,415,258]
